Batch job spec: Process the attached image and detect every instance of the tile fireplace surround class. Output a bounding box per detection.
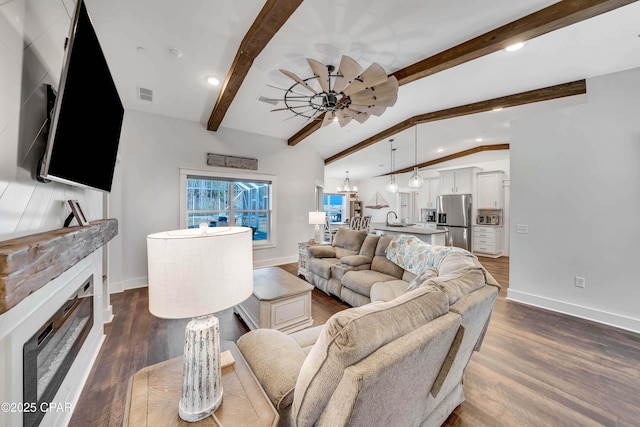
[0,220,117,426]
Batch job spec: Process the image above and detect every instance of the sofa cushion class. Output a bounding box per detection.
[405,267,439,292]
[425,267,486,305]
[332,228,368,252]
[309,257,340,279]
[359,234,379,258]
[341,269,399,297]
[371,234,404,278]
[291,286,450,426]
[308,245,336,258]
[438,252,479,276]
[370,279,410,302]
[237,328,307,410]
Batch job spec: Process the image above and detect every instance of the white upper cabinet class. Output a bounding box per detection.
[419,178,440,209]
[439,168,479,195]
[477,172,504,209]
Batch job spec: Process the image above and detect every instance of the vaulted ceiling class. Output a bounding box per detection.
[86,0,640,181]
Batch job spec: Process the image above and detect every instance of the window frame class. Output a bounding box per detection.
[180,168,276,249]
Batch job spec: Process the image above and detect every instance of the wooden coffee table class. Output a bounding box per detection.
[123,341,278,426]
[235,267,313,334]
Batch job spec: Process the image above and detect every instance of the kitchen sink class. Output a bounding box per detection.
[388,223,415,227]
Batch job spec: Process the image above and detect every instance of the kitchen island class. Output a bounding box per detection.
[370,223,447,246]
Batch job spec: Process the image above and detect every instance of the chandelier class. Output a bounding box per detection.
[271,55,399,127]
[408,125,424,188]
[385,139,399,194]
[337,171,358,193]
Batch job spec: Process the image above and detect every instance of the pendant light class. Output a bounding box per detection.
[408,125,424,188]
[385,139,399,193]
[337,171,358,193]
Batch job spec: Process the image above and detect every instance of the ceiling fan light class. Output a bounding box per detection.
[408,167,424,188]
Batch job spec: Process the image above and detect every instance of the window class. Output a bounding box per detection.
[324,193,346,223]
[180,169,275,247]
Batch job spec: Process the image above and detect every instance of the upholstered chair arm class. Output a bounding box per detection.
[308,246,336,259]
[339,255,372,268]
[237,329,307,410]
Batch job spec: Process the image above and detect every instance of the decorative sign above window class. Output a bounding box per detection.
[206,153,258,170]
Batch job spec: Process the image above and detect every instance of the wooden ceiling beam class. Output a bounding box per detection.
[207,0,303,131]
[289,0,635,146]
[387,144,510,176]
[324,79,586,165]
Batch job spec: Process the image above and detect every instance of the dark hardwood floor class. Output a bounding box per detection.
[69,257,640,427]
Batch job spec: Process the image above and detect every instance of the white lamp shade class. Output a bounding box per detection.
[147,227,253,319]
[309,211,326,225]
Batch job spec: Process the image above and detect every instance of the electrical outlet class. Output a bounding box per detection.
[575,277,586,288]
[516,224,529,234]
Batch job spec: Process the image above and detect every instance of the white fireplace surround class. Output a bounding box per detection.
[0,250,105,427]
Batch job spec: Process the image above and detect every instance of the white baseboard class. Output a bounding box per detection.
[254,255,298,269]
[507,289,640,334]
[103,305,114,323]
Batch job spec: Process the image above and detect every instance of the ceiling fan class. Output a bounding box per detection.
[270,55,398,127]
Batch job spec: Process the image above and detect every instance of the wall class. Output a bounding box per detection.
[509,67,640,333]
[112,110,325,291]
[0,0,103,243]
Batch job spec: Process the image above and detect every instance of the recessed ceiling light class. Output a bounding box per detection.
[206,76,220,86]
[169,48,183,58]
[505,42,525,52]
[492,107,503,112]
[476,137,484,142]
[436,148,444,153]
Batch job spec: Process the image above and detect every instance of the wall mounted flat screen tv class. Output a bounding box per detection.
[39,0,123,193]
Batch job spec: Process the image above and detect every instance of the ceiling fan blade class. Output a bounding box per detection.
[322,111,336,127]
[343,63,388,96]
[280,69,318,95]
[349,76,399,107]
[307,59,330,92]
[333,55,362,93]
[335,110,353,127]
[349,104,387,116]
[343,108,370,124]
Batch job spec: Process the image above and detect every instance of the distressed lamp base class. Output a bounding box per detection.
[178,315,223,422]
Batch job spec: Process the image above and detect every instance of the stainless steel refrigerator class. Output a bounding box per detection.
[436,194,472,250]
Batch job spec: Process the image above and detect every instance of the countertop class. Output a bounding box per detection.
[370,223,446,235]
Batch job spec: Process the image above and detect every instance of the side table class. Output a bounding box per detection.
[123,341,278,426]
[298,241,330,280]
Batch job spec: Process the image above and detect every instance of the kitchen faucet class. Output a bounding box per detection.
[386,211,398,226]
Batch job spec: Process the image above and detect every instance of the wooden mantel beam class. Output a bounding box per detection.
[288,0,635,146]
[207,0,303,131]
[324,80,586,165]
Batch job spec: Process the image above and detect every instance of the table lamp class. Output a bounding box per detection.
[308,211,326,243]
[147,224,253,422]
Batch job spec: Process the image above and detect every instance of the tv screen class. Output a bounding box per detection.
[39,0,123,193]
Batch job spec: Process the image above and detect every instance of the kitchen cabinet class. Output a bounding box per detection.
[472,225,503,257]
[439,167,480,195]
[419,178,440,209]
[477,172,504,209]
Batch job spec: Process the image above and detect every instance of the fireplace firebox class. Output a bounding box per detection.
[23,276,94,427]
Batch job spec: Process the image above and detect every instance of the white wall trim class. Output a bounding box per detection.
[253,255,298,269]
[507,289,640,334]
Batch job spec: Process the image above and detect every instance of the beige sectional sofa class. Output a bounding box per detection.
[237,234,501,426]
[308,229,425,306]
